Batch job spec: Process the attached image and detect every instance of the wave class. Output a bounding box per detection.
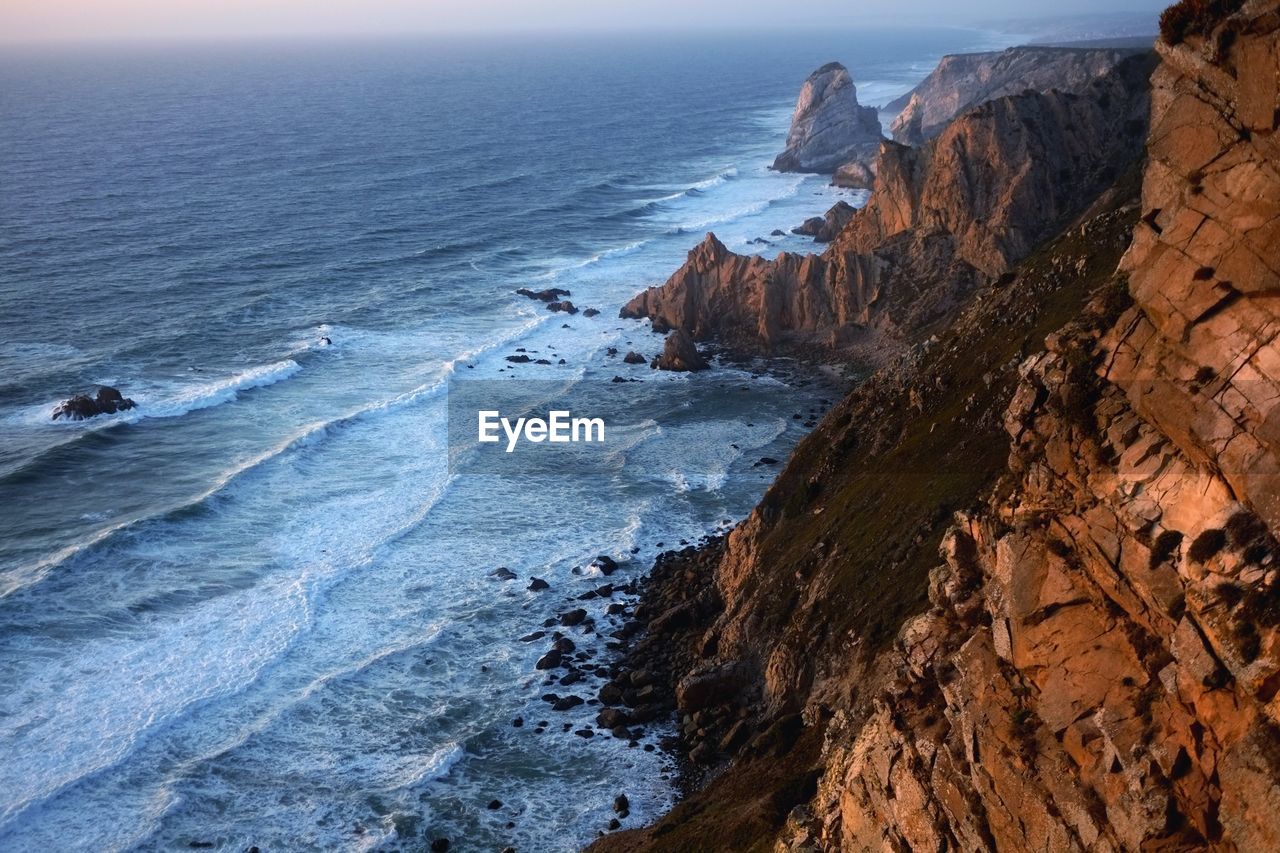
[0,319,541,599]
[7,359,302,435]
[614,166,742,220]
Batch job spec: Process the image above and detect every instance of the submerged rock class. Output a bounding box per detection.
[516,287,570,302]
[52,386,137,421]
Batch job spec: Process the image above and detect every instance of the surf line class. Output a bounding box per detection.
[478,410,605,453]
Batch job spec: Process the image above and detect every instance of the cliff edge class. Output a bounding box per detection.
[623,55,1154,355]
[594,1,1280,849]
[888,44,1148,146]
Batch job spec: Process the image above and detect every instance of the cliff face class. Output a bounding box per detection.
[773,62,884,174]
[622,55,1154,353]
[595,3,1280,851]
[813,12,1280,841]
[888,45,1146,146]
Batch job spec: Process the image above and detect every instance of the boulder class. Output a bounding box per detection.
[675,662,750,712]
[790,201,856,243]
[833,159,876,190]
[623,351,647,365]
[592,555,619,575]
[547,300,578,314]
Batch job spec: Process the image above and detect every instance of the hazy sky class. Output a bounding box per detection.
[2,0,1169,43]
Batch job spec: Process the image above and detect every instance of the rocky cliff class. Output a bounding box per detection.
[888,44,1147,146]
[594,2,1280,850]
[773,62,884,174]
[622,55,1154,355]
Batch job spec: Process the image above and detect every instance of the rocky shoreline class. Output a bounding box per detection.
[582,2,1280,850]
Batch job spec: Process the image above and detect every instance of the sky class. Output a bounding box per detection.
[1,0,1170,43]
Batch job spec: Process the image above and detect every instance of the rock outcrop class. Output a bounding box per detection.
[832,159,875,190]
[651,330,709,372]
[52,386,137,421]
[593,3,1280,850]
[888,44,1146,146]
[773,62,883,174]
[622,54,1154,353]
[790,201,856,243]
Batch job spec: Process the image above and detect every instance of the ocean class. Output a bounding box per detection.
[0,28,1010,851]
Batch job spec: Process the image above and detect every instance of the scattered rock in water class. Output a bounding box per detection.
[528,577,550,591]
[771,229,786,237]
[613,794,630,813]
[574,728,595,738]
[547,300,578,315]
[608,818,621,830]
[536,650,563,670]
[582,308,601,317]
[560,608,588,627]
[553,695,584,711]
[512,717,524,727]
[488,800,503,810]
[430,839,450,853]
[505,354,532,364]
[597,708,629,729]
[516,287,570,302]
[754,457,780,467]
[491,567,517,581]
[52,386,137,421]
[623,351,647,365]
[519,631,545,642]
[651,330,709,372]
[592,555,619,575]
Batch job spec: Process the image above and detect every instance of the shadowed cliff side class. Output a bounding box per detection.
[593,1,1280,850]
[620,54,1155,357]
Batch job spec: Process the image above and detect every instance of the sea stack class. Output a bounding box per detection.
[772,62,883,174]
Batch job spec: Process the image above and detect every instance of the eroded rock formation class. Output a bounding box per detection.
[773,62,884,174]
[593,2,1280,850]
[622,55,1154,354]
[888,44,1146,146]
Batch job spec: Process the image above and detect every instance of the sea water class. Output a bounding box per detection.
[0,28,1011,851]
